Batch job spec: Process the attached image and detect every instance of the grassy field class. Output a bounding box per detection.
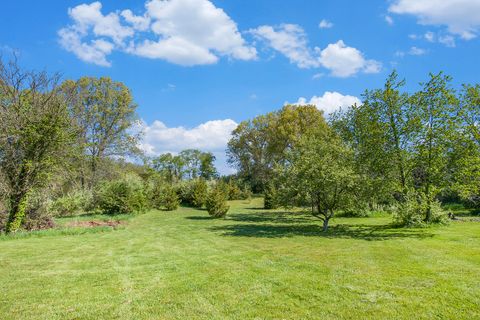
[0,198,479,319]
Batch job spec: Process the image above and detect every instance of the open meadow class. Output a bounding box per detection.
[1,198,479,320]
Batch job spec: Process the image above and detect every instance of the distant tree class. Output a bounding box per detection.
[228,105,328,192]
[0,57,74,232]
[199,152,217,180]
[152,153,184,182]
[61,77,141,187]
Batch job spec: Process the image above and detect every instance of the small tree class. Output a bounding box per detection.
[263,182,278,209]
[160,185,180,211]
[277,134,358,232]
[206,183,229,218]
[191,178,208,208]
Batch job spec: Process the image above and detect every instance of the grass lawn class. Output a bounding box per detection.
[0,198,479,319]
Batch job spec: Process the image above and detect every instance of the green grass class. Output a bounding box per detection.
[0,198,479,319]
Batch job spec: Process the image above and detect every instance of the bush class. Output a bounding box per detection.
[227,180,243,200]
[206,184,229,218]
[264,183,278,209]
[191,179,208,208]
[49,191,92,217]
[393,193,448,227]
[95,175,147,215]
[159,185,180,211]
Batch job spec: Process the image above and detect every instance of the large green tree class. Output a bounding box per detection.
[227,105,328,191]
[409,72,459,221]
[61,77,141,187]
[0,58,74,232]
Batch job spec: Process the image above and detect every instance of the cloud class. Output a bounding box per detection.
[395,46,428,58]
[139,118,238,175]
[59,0,256,67]
[409,46,427,55]
[319,19,333,29]
[409,30,457,47]
[385,15,394,26]
[288,91,361,114]
[250,24,320,68]
[140,119,238,155]
[58,27,114,66]
[389,0,480,40]
[317,40,382,77]
[121,9,150,31]
[251,24,381,77]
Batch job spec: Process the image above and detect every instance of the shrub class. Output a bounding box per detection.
[264,183,278,209]
[159,185,180,211]
[178,181,194,205]
[95,175,147,215]
[49,191,92,217]
[392,193,448,227]
[227,180,243,200]
[206,184,229,218]
[191,179,208,208]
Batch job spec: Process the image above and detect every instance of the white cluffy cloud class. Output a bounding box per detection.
[250,24,381,77]
[59,0,256,67]
[139,118,238,175]
[288,91,361,114]
[140,119,238,155]
[389,0,480,40]
[319,19,333,29]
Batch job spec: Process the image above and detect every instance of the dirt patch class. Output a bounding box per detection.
[66,220,124,228]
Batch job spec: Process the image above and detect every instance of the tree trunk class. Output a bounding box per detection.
[322,217,330,232]
[5,193,28,233]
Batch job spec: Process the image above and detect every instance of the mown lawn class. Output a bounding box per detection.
[1,198,479,319]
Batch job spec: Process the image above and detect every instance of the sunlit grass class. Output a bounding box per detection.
[0,198,479,319]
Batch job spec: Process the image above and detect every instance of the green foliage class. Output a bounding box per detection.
[228,105,329,192]
[61,76,141,187]
[276,130,358,231]
[191,179,208,208]
[94,175,147,215]
[158,185,180,211]
[206,183,229,218]
[0,58,75,232]
[49,191,92,217]
[392,193,448,227]
[263,182,278,209]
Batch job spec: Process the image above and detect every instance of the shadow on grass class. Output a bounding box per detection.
[185,216,212,220]
[209,223,433,241]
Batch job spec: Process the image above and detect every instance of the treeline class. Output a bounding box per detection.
[0,58,241,233]
[228,71,480,230]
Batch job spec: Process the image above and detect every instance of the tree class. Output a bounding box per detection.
[409,72,459,221]
[277,133,358,232]
[199,152,217,180]
[206,183,229,218]
[227,105,328,192]
[179,149,217,180]
[61,77,141,187]
[449,84,480,207]
[331,71,412,204]
[191,178,208,208]
[0,57,74,232]
[152,153,184,182]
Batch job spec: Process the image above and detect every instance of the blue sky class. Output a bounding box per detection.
[1,0,480,173]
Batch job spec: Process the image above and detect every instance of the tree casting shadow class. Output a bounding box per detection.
[208,222,433,241]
